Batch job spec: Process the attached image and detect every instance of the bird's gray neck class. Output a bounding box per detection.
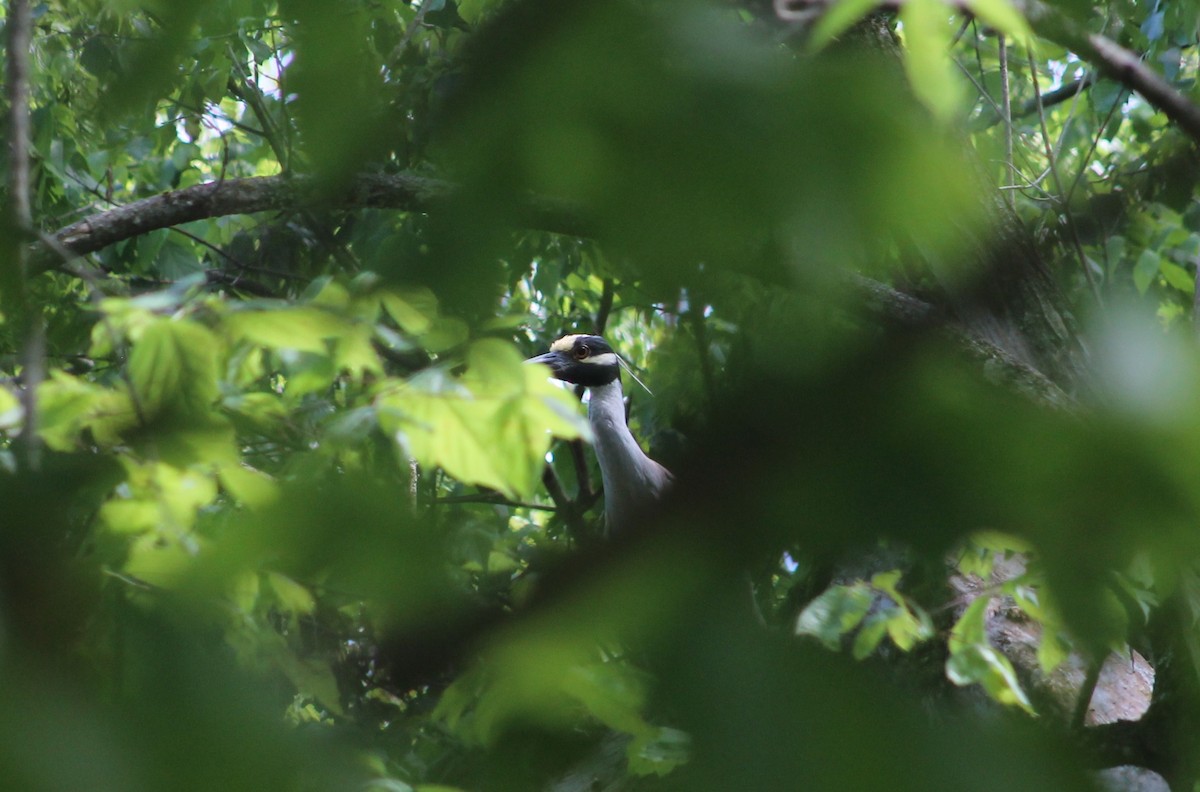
[587,379,671,533]
[587,380,638,450]
[588,380,650,484]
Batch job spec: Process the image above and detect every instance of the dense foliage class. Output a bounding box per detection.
[3,0,1200,789]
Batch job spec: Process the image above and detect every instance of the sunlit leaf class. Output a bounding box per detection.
[225,307,348,354]
[795,583,873,650]
[128,318,222,420]
[1132,250,1162,294]
[947,597,1036,713]
[808,0,883,51]
[377,341,588,498]
[900,0,965,124]
[964,0,1034,43]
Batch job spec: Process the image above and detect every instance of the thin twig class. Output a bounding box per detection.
[1064,88,1124,209]
[434,493,557,512]
[1028,48,1104,308]
[972,75,1096,131]
[226,51,288,167]
[540,463,591,539]
[390,0,434,64]
[999,34,1014,209]
[103,567,157,591]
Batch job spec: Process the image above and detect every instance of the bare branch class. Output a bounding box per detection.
[1026,3,1200,146]
[5,0,44,470]
[972,75,1096,131]
[998,34,1013,209]
[1027,48,1104,308]
[36,172,589,274]
[774,0,1200,145]
[6,0,33,232]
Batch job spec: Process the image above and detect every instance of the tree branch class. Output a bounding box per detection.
[971,75,1096,132]
[1024,2,1200,146]
[5,0,44,470]
[36,162,1073,410]
[846,274,1077,409]
[7,2,32,233]
[36,172,589,275]
[775,0,1200,147]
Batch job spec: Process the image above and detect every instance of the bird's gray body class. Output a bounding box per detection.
[526,334,671,534]
[586,379,672,533]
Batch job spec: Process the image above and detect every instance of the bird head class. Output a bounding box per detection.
[526,334,620,387]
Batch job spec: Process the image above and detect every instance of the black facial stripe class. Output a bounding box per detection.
[565,361,620,386]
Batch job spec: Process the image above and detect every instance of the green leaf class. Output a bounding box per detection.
[900,0,964,124]
[37,372,137,450]
[128,318,222,419]
[946,643,1035,714]
[852,612,891,659]
[560,662,651,737]
[0,386,21,430]
[1036,629,1071,674]
[1105,235,1127,272]
[218,464,279,509]
[870,569,904,599]
[381,289,438,335]
[266,572,316,615]
[1132,249,1161,294]
[100,498,161,534]
[1160,260,1194,293]
[124,533,202,589]
[964,0,1033,43]
[225,307,348,354]
[627,727,691,777]
[947,597,1036,713]
[887,609,933,651]
[970,530,1033,555]
[377,341,588,498]
[486,550,520,574]
[276,653,345,717]
[795,582,874,650]
[231,570,261,614]
[808,0,882,51]
[334,322,384,375]
[951,593,989,645]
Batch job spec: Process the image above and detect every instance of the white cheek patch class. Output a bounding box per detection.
[582,352,618,366]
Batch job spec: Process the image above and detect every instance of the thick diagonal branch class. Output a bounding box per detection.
[37,172,589,273]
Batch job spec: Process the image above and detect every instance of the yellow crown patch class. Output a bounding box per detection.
[550,334,586,353]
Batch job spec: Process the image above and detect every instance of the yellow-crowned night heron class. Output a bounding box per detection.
[527,334,672,533]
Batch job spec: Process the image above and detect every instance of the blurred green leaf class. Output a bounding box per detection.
[808,0,882,50]
[900,0,965,123]
[1132,249,1161,294]
[965,0,1033,43]
[795,582,873,650]
[225,307,349,354]
[378,340,588,498]
[128,318,222,420]
[947,597,1036,713]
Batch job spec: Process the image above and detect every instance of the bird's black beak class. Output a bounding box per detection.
[525,350,569,378]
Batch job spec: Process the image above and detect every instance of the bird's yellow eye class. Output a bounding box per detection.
[573,345,589,360]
